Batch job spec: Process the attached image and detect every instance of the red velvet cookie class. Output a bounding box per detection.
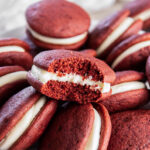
[0,66,29,105]
[106,33,150,71]
[88,10,143,59]
[80,49,97,57]
[124,0,150,30]
[26,0,90,50]
[0,38,33,70]
[146,56,150,85]
[27,50,116,104]
[0,86,57,150]
[101,71,149,113]
[108,110,150,150]
[40,103,111,150]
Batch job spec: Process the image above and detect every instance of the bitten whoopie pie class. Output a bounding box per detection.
[106,33,150,71]
[0,38,33,70]
[40,103,111,150]
[0,86,57,150]
[26,0,90,50]
[101,71,149,113]
[88,10,143,59]
[0,66,29,105]
[27,50,116,104]
[108,110,150,150]
[124,0,150,30]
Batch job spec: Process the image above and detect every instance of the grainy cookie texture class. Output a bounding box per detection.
[108,110,150,150]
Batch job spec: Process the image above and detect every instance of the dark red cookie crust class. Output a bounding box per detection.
[0,86,57,150]
[80,49,97,57]
[106,33,150,71]
[28,50,116,103]
[146,56,150,85]
[0,38,33,70]
[101,71,149,113]
[113,70,145,85]
[108,110,150,150]
[40,103,111,150]
[88,10,142,59]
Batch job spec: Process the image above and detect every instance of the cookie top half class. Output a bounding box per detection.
[26,0,90,38]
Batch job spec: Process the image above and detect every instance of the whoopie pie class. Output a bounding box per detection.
[0,86,57,150]
[106,33,150,71]
[0,66,29,105]
[26,0,90,50]
[88,10,143,59]
[124,0,150,30]
[101,70,149,113]
[40,103,111,150]
[0,38,33,70]
[27,50,116,104]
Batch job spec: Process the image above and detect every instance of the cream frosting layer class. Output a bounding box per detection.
[0,46,25,53]
[27,25,87,45]
[97,17,134,56]
[111,40,150,69]
[31,65,111,93]
[0,96,46,149]
[134,9,150,21]
[0,71,27,87]
[112,81,146,95]
[85,108,101,150]
[138,30,146,35]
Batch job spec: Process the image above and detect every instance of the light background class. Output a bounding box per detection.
[0,0,130,38]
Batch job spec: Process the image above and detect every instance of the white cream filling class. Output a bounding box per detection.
[112,81,146,95]
[27,25,87,45]
[85,108,101,150]
[0,46,25,53]
[111,40,150,69]
[31,65,110,93]
[138,30,146,35]
[97,17,134,56]
[0,96,46,150]
[0,71,27,88]
[134,9,150,21]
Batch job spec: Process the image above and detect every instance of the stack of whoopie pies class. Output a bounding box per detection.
[1,0,150,149]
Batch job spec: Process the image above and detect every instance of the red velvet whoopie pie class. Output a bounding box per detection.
[0,86,57,150]
[0,66,29,105]
[40,103,111,150]
[106,33,150,71]
[27,50,116,104]
[124,0,150,30]
[101,70,149,113]
[0,38,33,70]
[88,10,143,59]
[26,0,90,50]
